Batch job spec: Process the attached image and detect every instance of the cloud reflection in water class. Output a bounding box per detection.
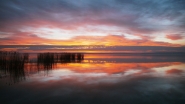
[0,53,185,104]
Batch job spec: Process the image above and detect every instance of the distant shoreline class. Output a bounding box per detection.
[1,45,185,55]
[1,51,185,56]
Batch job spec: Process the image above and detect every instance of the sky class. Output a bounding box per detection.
[0,0,185,46]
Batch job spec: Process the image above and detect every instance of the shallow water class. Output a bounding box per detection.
[0,53,185,104]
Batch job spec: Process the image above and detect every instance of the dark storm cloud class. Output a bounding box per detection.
[0,0,185,38]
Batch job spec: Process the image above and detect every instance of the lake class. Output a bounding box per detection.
[0,52,185,104]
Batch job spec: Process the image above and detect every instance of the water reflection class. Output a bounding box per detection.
[37,53,56,72]
[60,53,84,63]
[0,51,185,104]
[0,52,84,83]
[1,52,185,83]
[0,51,28,83]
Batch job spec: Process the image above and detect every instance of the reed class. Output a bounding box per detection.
[0,51,29,83]
[37,53,84,69]
[0,52,85,83]
[37,53,55,71]
[60,53,84,63]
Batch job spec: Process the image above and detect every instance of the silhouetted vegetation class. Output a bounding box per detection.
[37,52,84,68]
[37,53,56,72]
[0,51,84,83]
[0,51,29,83]
[60,53,84,63]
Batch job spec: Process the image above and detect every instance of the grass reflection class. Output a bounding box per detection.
[0,51,184,84]
[0,51,28,83]
[0,51,85,83]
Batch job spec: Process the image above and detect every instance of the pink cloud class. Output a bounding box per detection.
[0,31,181,46]
[166,34,184,40]
[166,69,183,75]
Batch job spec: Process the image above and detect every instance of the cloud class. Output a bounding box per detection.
[1,0,185,32]
[166,69,183,75]
[166,34,184,40]
[0,31,180,46]
[0,0,185,45]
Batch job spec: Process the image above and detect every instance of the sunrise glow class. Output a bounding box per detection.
[0,0,185,46]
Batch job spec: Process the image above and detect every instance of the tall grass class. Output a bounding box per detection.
[0,51,29,83]
[37,53,55,72]
[0,51,84,83]
[37,53,84,69]
[60,53,84,63]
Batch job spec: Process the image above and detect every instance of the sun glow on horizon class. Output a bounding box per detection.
[0,0,185,46]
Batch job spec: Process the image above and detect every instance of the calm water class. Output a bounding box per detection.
[0,53,185,104]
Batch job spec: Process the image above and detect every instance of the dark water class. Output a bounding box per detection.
[0,53,185,104]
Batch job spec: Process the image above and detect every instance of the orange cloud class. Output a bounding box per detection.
[0,33,181,46]
[166,69,183,75]
[0,19,182,46]
[166,34,183,40]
